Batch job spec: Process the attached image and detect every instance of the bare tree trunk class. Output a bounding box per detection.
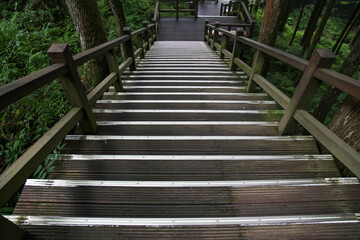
[108,0,128,59]
[257,0,288,76]
[312,32,360,123]
[305,0,336,59]
[279,0,293,32]
[289,0,306,46]
[108,0,127,36]
[326,95,360,176]
[332,2,360,54]
[301,0,326,53]
[350,26,360,49]
[258,0,288,46]
[65,0,109,88]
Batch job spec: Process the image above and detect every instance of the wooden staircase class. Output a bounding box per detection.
[8,41,360,239]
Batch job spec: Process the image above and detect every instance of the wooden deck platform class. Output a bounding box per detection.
[9,41,360,239]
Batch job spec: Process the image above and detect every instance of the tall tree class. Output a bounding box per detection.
[326,93,360,176]
[258,0,288,46]
[108,0,127,37]
[301,0,326,53]
[257,0,288,76]
[107,0,128,58]
[279,0,293,32]
[305,0,336,59]
[289,0,306,46]
[332,2,360,54]
[312,33,360,123]
[65,0,109,88]
[350,26,360,49]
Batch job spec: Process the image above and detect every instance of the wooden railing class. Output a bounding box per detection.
[205,23,360,179]
[157,0,199,19]
[220,1,237,16]
[220,0,255,38]
[0,23,157,237]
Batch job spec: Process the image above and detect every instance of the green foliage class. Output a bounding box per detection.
[250,3,360,104]
[0,0,156,214]
[122,0,154,29]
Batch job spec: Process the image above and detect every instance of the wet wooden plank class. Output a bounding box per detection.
[21,223,360,240]
[14,185,360,217]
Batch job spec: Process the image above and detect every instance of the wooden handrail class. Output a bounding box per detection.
[204,23,360,178]
[0,64,68,110]
[218,0,255,36]
[158,0,199,18]
[0,23,157,215]
[72,35,130,67]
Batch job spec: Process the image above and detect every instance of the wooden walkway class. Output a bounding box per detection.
[9,41,360,239]
[158,0,241,41]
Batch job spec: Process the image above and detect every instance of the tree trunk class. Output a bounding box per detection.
[279,0,293,32]
[305,0,336,60]
[289,0,306,46]
[257,0,288,76]
[332,2,360,54]
[301,0,326,53]
[350,26,360,49]
[258,0,288,46]
[108,0,127,36]
[65,0,109,88]
[326,95,360,176]
[312,31,360,123]
[108,0,128,59]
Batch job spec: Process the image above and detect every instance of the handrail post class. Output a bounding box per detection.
[220,34,228,59]
[194,0,199,18]
[220,3,224,16]
[48,44,97,134]
[123,27,136,71]
[176,1,179,19]
[105,50,123,92]
[152,19,157,43]
[204,20,209,43]
[230,27,244,71]
[143,21,151,50]
[208,25,213,46]
[249,20,255,38]
[246,50,267,93]
[278,49,335,135]
[0,215,26,240]
[212,22,220,50]
[138,32,145,59]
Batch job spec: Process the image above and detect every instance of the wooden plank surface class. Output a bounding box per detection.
[158,17,240,41]
[19,223,360,240]
[14,184,360,217]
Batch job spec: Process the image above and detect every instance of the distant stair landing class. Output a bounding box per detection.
[158,0,242,41]
[158,16,240,41]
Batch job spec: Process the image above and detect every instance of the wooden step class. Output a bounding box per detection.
[93,109,284,121]
[6,214,360,240]
[61,135,319,155]
[102,92,270,101]
[94,100,278,110]
[122,71,240,76]
[13,178,360,217]
[75,121,279,136]
[49,154,340,180]
[122,80,244,87]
